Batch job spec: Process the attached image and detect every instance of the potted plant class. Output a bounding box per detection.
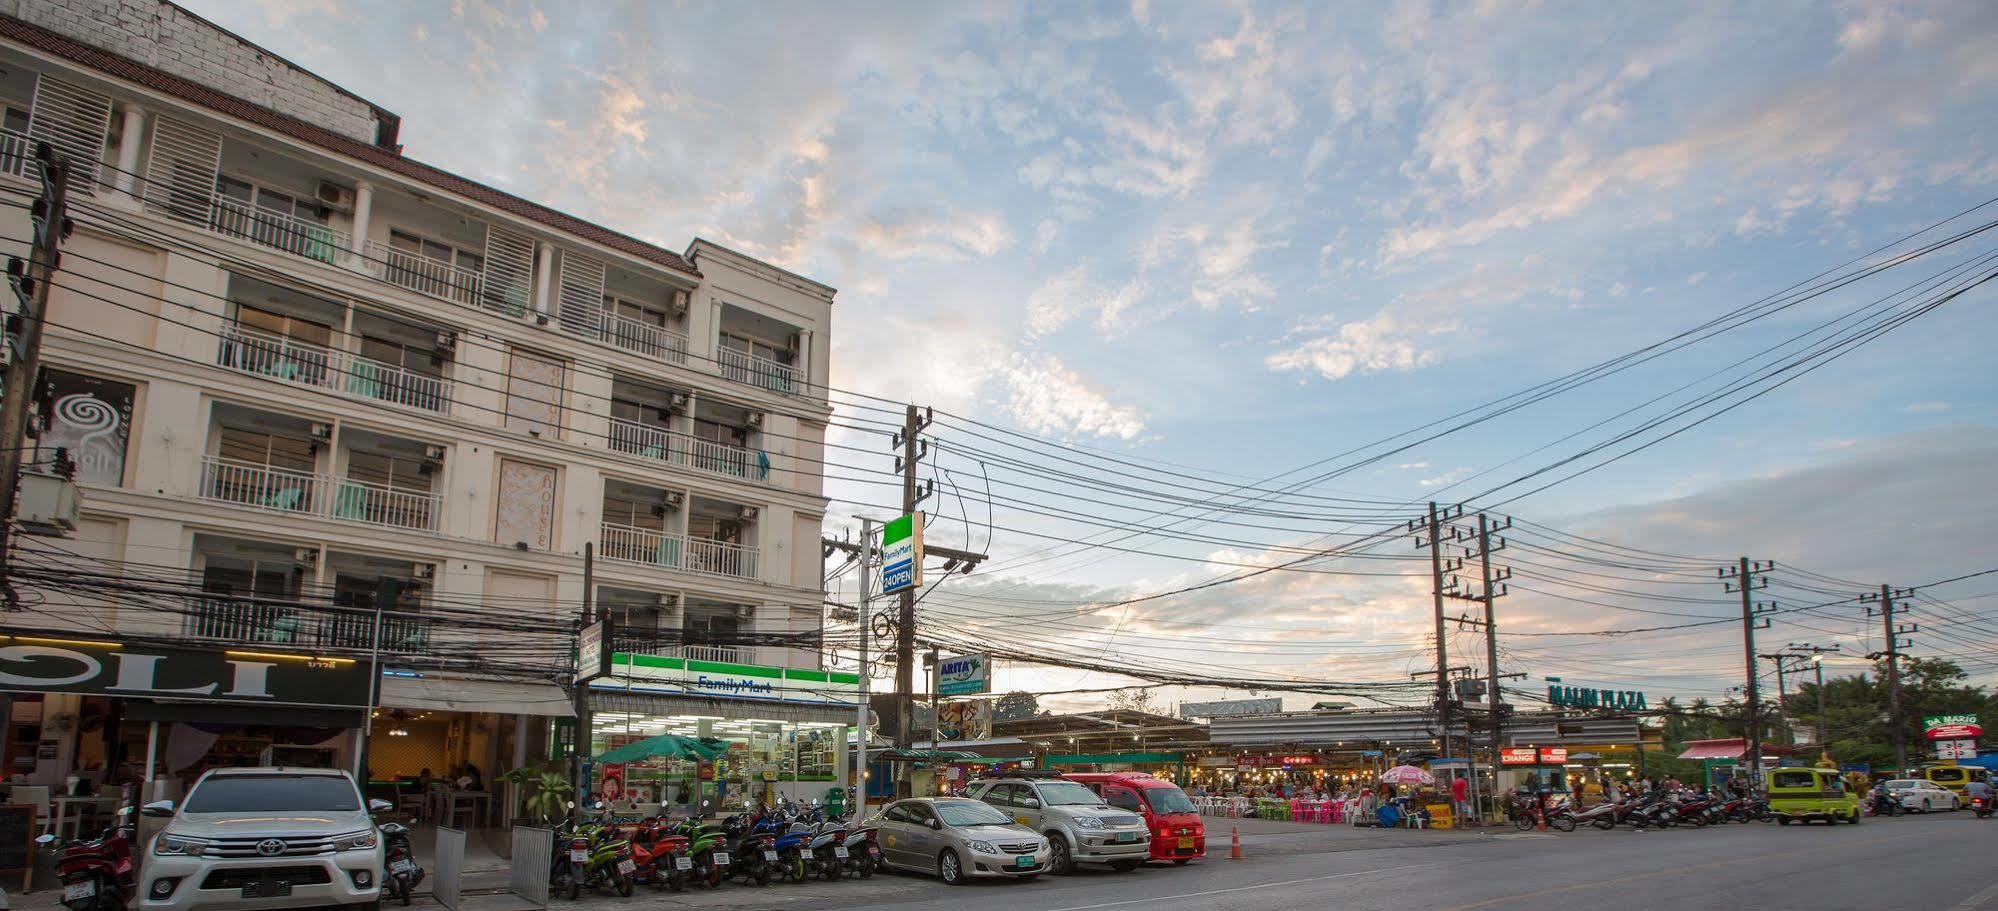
[499,762,574,826]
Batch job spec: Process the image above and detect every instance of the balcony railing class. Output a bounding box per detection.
[366,240,484,307]
[217,323,453,414]
[183,599,432,653]
[601,312,689,364]
[200,456,441,533]
[608,637,747,665]
[606,418,770,483]
[0,128,32,180]
[206,196,351,265]
[717,347,797,395]
[599,522,759,579]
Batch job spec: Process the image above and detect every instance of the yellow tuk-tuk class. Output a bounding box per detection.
[1769,767,1860,825]
[1922,765,1989,797]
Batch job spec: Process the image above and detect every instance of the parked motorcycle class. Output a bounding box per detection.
[39,806,136,911]
[839,817,880,878]
[627,815,689,892]
[380,821,426,906]
[806,807,849,880]
[723,812,777,886]
[1574,800,1621,831]
[673,817,733,889]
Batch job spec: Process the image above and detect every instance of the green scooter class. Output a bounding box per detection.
[673,818,733,889]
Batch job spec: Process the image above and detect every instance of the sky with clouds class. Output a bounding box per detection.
[187,0,1998,711]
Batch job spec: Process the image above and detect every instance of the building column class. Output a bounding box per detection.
[110,105,147,207]
[533,242,557,320]
[795,328,812,395]
[345,180,374,270]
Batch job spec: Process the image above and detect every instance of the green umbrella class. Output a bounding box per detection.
[594,733,729,764]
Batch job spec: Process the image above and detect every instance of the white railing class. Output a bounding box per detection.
[217,324,453,414]
[0,128,31,179]
[183,601,433,652]
[599,522,683,569]
[330,476,441,532]
[607,417,769,483]
[686,536,759,580]
[717,347,797,394]
[366,239,484,306]
[199,456,441,533]
[601,312,689,364]
[209,196,351,265]
[201,456,327,515]
[670,644,746,664]
[605,639,747,665]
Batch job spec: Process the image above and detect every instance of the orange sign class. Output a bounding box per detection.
[1500,748,1538,766]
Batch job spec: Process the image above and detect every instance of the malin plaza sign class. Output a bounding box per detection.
[1547,684,1647,711]
[879,513,925,596]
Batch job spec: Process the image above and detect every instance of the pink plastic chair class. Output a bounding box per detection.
[1289,799,1306,821]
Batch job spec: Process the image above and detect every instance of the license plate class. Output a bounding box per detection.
[1116,831,1136,842]
[833,846,848,859]
[1177,836,1194,849]
[616,859,635,875]
[713,851,729,865]
[569,849,589,862]
[762,850,778,862]
[673,857,692,871]
[1016,855,1035,868]
[64,881,97,902]
[244,880,291,898]
[868,844,881,856]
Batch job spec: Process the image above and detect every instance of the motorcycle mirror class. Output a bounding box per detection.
[141,799,176,818]
[368,799,394,813]
[116,806,134,818]
[34,833,55,845]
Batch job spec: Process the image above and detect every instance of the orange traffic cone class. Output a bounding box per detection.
[1228,826,1243,860]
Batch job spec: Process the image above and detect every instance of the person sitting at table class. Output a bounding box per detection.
[418,768,435,792]
[461,762,484,791]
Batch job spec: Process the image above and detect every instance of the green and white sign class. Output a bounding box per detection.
[937,653,990,696]
[879,512,924,595]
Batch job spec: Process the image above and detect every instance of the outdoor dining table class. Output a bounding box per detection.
[51,796,122,841]
[433,790,492,829]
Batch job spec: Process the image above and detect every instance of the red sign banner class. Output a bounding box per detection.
[1500,748,1538,766]
[1926,724,1983,741]
[1539,747,1569,765]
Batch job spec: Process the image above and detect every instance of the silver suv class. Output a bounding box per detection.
[140,768,387,911]
[965,774,1149,873]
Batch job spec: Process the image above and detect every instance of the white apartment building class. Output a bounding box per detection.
[0,1,853,807]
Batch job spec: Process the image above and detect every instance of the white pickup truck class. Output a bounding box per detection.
[139,768,387,911]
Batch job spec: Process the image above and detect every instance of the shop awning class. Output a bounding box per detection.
[876,749,987,763]
[378,674,574,716]
[591,691,853,725]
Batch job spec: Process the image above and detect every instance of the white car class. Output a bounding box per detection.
[1882,778,1959,813]
[140,767,388,911]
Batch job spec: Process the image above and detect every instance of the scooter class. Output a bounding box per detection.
[774,807,817,883]
[579,817,637,897]
[840,818,881,878]
[1574,800,1621,831]
[1972,795,1994,819]
[674,817,733,889]
[806,808,849,880]
[627,815,689,892]
[39,806,136,911]
[380,821,426,906]
[723,812,776,886]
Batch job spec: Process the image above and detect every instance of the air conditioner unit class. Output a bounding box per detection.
[732,605,754,619]
[434,330,458,353]
[745,413,764,428]
[15,473,78,536]
[413,564,435,580]
[737,506,758,522]
[668,392,690,411]
[669,290,690,314]
[293,547,319,565]
[663,490,685,508]
[423,444,446,461]
[309,423,332,441]
[315,181,356,213]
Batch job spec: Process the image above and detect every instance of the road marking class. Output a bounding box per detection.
[1041,862,1434,911]
[1948,880,1998,911]
[1435,831,1926,911]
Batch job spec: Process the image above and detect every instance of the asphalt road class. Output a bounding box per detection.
[625,811,1998,911]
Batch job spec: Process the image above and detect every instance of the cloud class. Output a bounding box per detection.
[1902,401,1952,413]
[999,353,1148,440]
[852,210,1013,262]
[1265,314,1440,381]
[1024,267,1145,337]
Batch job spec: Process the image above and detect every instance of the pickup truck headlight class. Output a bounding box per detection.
[333,829,378,851]
[968,840,997,854]
[154,834,210,856]
[1072,816,1104,829]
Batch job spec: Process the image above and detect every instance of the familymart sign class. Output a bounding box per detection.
[879,512,924,595]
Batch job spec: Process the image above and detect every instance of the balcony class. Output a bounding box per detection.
[601,310,689,364]
[217,323,453,414]
[182,599,432,653]
[608,637,746,665]
[607,418,769,482]
[0,127,31,179]
[366,239,485,308]
[200,456,441,533]
[598,521,758,580]
[717,346,797,394]
[209,196,351,265]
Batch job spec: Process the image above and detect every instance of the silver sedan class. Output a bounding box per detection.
[868,797,1052,885]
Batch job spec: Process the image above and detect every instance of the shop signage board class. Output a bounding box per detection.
[604,652,862,705]
[937,654,989,696]
[1499,748,1539,766]
[1936,739,1977,760]
[1923,714,1981,741]
[0,638,369,707]
[1178,697,1283,719]
[879,513,925,595]
[937,699,991,741]
[1547,684,1647,711]
[1538,747,1569,765]
[1238,754,1319,768]
[576,620,608,683]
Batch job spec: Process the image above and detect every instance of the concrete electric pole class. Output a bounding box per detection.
[1720,558,1775,786]
[1862,585,1916,774]
[0,143,73,595]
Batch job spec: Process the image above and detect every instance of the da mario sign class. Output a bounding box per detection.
[0,638,370,708]
[1547,684,1647,711]
[1923,714,1982,741]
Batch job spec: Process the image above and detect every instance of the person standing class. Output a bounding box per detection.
[1451,773,1471,822]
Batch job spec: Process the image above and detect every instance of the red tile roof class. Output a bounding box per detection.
[0,14,699,279]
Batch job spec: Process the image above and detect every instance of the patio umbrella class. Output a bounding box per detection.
[1381,765,1435,785]
[594,733,729,764]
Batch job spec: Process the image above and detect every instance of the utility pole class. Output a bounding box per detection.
[927,645,941,748]
[0,143,72,594]
[570,542,595,821]
[1785,643,1840,752]
[1443,512,1511,820]
[891,404,930,799]
[855,518,875,814]
[1862,585,1916,774]
[1757,652,1802,745]
[1719,558,1774,787]
[1409,502,1463,758]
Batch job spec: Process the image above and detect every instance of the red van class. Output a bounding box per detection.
[1065,772,1205,864]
